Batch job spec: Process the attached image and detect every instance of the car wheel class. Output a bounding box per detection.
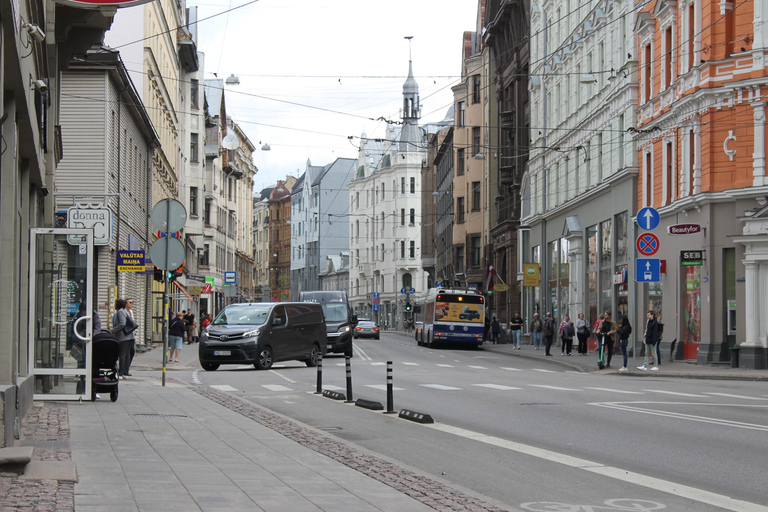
[353,335,358,339]
[202,362,219,371]
[305,343,321,367]
[375,335,380,340]
[255,346,273,370]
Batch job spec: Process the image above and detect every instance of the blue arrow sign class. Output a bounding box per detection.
[408,287,416,294]
[400,287,407,294]
[635,258,661,283]
[373,292,379,298]
[373,304,380,311]
[637,207,660,231]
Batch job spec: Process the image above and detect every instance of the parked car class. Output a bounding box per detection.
[354,321,380,340]
[199,302,326,371]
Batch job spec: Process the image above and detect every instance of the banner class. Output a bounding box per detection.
[523,263,540,287]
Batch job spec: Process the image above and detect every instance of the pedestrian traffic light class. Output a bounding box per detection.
[153,267,164,282]
[405,302,412,312]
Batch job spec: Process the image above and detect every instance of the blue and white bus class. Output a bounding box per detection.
[416,288,485,348]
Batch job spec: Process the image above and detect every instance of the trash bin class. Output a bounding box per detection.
[730,346,741,368]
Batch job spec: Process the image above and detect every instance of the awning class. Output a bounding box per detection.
[173,281,194,302]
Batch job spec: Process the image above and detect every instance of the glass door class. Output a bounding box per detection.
[28,228,93,400]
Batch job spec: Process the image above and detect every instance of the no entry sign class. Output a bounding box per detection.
[636,233,660,256]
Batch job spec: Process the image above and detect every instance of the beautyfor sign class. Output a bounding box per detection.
[668,224,701,235]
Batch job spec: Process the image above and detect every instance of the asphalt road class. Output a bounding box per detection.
[180,331,768,511]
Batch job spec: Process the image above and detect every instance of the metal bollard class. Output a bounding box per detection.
[315,353,323,394]
[344,356,354,403]
[385,361,396,413]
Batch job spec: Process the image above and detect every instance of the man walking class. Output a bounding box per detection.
[543,312,556,356]
[638,310,660,371]
[509,311,524,349]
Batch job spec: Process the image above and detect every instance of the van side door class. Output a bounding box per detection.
[269,306,290,361]
[285,304,313,358]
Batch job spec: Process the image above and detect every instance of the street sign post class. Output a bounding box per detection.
[636,233,660,256]
[637,207,660,231]
[636,258,661,282]
[224,271,237,284]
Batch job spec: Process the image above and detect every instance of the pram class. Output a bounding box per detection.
[91,332,120,402]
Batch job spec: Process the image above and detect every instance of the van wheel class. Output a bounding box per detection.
[305,343,321,367]
[255,347,273,370]
[202,362,219,371]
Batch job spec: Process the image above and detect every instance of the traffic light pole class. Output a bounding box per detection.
[162,199,171,387]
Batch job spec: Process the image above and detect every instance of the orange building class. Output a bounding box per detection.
[635,0,768,368]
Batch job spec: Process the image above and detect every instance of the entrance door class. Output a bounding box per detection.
[28,228,94,400]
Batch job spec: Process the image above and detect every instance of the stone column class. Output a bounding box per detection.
[742,260,761,347]
[752,102,767,186]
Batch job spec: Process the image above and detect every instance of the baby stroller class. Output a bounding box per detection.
[91,332,120,402]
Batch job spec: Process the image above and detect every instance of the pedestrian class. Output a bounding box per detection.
[490,315,500,344]
[560,315,575,355]
[638,310,660,371]
[484,315,491,342]
[184,310,194,344]
[202,313,212,330]
[592,313,604,352]
[600,311,618,368]
[509,311,524,349]
[543,312,556,356]
[575,313,589,355]
[112,298,138,378]
[618,316,632,372]
[169,311,186,363]
[530,313,542,350]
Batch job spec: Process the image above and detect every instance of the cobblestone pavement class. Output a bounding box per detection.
[190,381,508,512]
[0,403,74,512]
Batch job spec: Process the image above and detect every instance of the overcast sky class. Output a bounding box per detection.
[189,0,477,194]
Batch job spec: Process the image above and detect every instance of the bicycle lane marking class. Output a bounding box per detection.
[425,422,768,512]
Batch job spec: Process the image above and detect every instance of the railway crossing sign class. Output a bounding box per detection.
[636,233,660,256]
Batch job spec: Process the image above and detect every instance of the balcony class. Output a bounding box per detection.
[500,110,516,126]
[358,263,371,275]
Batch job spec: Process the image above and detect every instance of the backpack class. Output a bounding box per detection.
[543,319,553,336]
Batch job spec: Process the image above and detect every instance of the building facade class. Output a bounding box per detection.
[253,187,273,302]
[268,179,295,301]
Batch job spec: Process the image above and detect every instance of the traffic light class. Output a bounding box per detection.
[168,262,184,282]
[153,267,164,282]
[404,302,412,312]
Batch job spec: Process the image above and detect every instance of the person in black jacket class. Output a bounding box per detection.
[638,310,659,370]
[618,316,632,372]
[169,311,186,363]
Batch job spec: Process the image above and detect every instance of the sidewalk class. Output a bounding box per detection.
[481,338,768,381]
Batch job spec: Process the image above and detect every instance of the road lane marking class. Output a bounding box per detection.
[420,384,462,390]
[353,343,372,361]
[532,369,556,373]
[468,365,488,370]
[209,384,238,392]
[365,384,406,391]
[403,362,419,366]
[473,384,522,391]
[592,402,768,431]
[262,384,292,392]
[500,367,522,372]
[370,362,386,366]
[585,387,644,395]
[436,364,454,368]
[323,385,346,391]
[529,385,581,391]
[643,389,706,397]
[268,370,296,384]
[703,392,768,401]
[426,423,768,512]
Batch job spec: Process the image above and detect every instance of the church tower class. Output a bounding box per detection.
[400,58,421,151]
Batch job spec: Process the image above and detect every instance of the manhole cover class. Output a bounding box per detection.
[134,414,188,418]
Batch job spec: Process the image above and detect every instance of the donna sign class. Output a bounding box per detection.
[67,205,113,245]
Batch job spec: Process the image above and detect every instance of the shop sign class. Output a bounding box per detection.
[668,224,701,235]
[523,263,540,287]
[613,268,628,285]
[681,250,705,266]
[67,205,113,245]
[117,250,145,272]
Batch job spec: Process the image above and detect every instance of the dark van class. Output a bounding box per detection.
[299,291,357,355]
[198,302,326,371]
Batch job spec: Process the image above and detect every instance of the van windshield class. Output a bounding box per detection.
[320,303,347,322]
[213,305,272,326]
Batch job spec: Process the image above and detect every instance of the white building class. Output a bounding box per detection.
[348,61,429,329]
[253,188,273,301]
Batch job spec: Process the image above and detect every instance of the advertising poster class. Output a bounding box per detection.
[434,301,484,323]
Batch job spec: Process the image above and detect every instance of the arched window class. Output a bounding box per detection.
[402,273,412,289]
[522,175,531,218]
[356,278,360,296]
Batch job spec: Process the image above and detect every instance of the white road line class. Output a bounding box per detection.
[370,362,386,366]
[703,392,768,401]
[235,365,254,370]
[210,384,238,392]
[365,384,406,391]
[353,343,372,361]
[426,423,768,512]
[473,384,522,391]
[420,384,462,391]
[468,365,488,370]
[644,389,706,398]
[529,385,581,391]
[323,385,346,391]
[585,387,644,395]
[436,364,454,368]
[500,367,522,372]
[402,362,419,366]
[262,384,292,392]
[593,402,768,431]
[532,369,556,373]
[192,370,202,385]
[269,369,296,384]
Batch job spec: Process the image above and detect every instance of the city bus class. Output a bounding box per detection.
[417,287,485,348]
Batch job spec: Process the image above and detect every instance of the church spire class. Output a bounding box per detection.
[400,37,421,150]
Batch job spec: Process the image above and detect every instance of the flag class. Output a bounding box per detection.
[484,261,497,291]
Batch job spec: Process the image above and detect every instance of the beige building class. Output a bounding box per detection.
[231,123,257,301]
[253,188,273,301]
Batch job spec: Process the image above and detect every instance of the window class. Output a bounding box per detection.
[471,236,481,267]
[190,79,199,109]
[409,208,415,225]
[665,140,674,205]
[401,177,406,195]
[688,3,695,69]
[472,181,481,211]
[381,183,385,199]
[644,151,653,206]
[190,133,199,162]
[190,187,198,216]
[400,208,406,226]
[455,246,465,272]
[409,241,415,258]
[204,200,212,225]
[355,192,359,209]
[472,127,481,156]
[201,244,210,266]
[644,43,652,101]
[402,273,412,288]
[410,177,415,194]
[457,197,465,223]
[457,101,465,127]
[400,241,405,259]
[664,26,673,89]
[457,149,465,175]
[472,75,481,103]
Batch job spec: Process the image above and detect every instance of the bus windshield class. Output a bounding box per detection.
[434,295,484,323]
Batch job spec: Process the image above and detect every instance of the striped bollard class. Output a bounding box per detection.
[385,361,396,413]
[344,356,354,403]
[315,353,323,394]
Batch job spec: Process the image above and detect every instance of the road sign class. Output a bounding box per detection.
[373,292,379,298]
[224,271,237,284]
[373,297,380,305]
[373,304,379,311]
[149,236,185,271]
[408,287,416,294]
[637,207,660,231]
[636,258,661,283]
[151,198,187,234]
[434,279,444,287]
[636,233,660,256]
[400,287,407,294]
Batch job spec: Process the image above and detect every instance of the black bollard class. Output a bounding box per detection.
[315,353,323,394]
[344,356,354,403]
[385,360,396,413]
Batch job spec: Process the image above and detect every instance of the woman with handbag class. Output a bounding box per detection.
[575,313,589,355]
[112,298,138,378]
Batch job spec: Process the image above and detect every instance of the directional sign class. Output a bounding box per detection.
[373,304,380,311]
[373,292,380,298]
[637,207,660,231]
[408,287,416,294]
[224,271,237,284]
[636,233,660,256]
[636,258,661,283]
[400,287,407,294]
